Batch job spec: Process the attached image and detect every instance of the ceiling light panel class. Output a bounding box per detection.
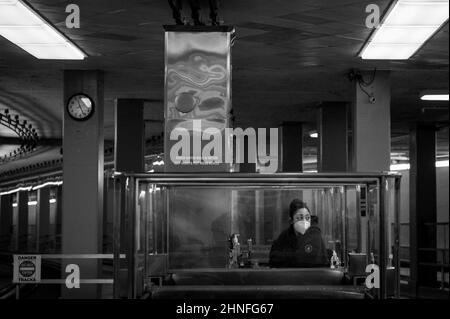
[420,94,449,101]
[0,0,86,60]
[361,0,449,60]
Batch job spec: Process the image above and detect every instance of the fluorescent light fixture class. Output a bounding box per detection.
[390,163,411,170]
[390,160,449,170]
[0,0,86,59]
[391,156,409,161]
[436,160,449,168]
[361,0,449,60]
[420,94,449,101]
[0,181,62,196]
[11,199,56,206]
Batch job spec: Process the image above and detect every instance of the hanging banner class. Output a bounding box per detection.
[164,26,235,172]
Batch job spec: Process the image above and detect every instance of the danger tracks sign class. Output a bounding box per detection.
[13,255,41,283]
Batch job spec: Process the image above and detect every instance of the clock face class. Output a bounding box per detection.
[67,94,94,120]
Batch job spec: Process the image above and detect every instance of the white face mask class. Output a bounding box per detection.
[294,220,310,235]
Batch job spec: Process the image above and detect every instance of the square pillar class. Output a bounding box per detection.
[351,71,391,172]
[409,123,437,294]
[279,122,303,172]
[55,186,62,251]
[0,194,13,250]
[114,99,145,173]
[62,70,104,298]
[318,102,349,172]
[36,187,50,252]
[17,191,28,252]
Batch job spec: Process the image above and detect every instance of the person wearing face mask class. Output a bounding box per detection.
[269,199,329,268]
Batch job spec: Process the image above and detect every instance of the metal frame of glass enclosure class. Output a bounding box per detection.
[112,173,401,299]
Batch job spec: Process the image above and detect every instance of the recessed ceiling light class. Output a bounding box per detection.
[0,0,86,60]
[360,0,449,60]
[420,94,449,101]
[436,160,449,168]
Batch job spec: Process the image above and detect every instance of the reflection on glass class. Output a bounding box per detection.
[140,185,371,271]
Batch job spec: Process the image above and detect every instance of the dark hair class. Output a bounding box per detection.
[289,199,311,219]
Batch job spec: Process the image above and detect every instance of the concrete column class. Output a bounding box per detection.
[114,99,145,173]
[409,124,437,294]
[352,71,391,172]
[279,122,303,172]
[17,191,28,252]
[113,99,145,298]
[62,70,104,298]
[0,194,13,250]
[36,188,50,252]
[318,102,349,172]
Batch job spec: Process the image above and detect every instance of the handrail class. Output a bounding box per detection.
[119,172,402,178]
[400,222,449,226]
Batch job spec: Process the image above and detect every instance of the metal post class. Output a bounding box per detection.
[279,122,303,172]
[379,177,387,299]
[126,176,137,299]
[112,175,123,299]
[341,186,348,268]
[143,182,149,291]
[394,176,401,298]
[318,102,349,172]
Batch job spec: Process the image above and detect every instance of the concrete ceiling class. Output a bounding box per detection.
[0,0,448,174]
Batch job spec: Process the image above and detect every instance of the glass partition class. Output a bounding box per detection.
[114,173,401,299]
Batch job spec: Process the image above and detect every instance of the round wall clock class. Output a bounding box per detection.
[66,93,95,121]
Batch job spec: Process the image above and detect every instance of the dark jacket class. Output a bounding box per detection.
[269,224,329,268]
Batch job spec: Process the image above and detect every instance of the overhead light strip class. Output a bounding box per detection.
[0,0,86,60]
[360,0,449,60]
[0,186,32,195]
[32,180,63,190]
[420,94,449,101]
